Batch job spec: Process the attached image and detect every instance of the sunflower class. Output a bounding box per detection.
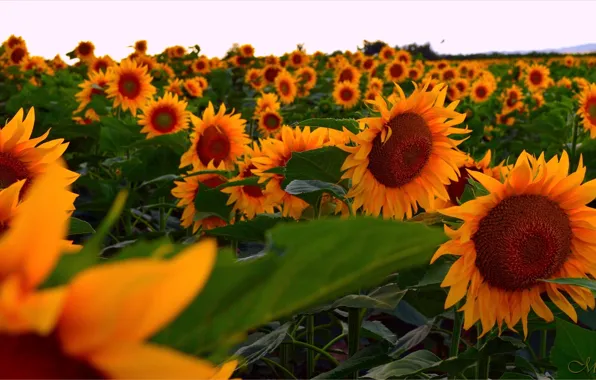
[105,58,156,115]
[532,92,545,109]
[470,80,494,103]
[288,50,308,68]
[196,77,208,91]
[335,64,361,85]
[333,81,361,109]
[191,57,211,74]
[436,60,449,70]
[446,85,461,102]
[379,46,395,62]
[501,85,524,113]
[183,78,204,98]
[88,55,114,73]
[395,50,412,65]
[384,60,408,83]
[262,64,282,84]
[563,55,575,67]
[254,93,281,118]
[453,78,469,96]
[167,45,186,59]
[74,41,95,62]
[296,66,317,91]
[172,168,229,233]
[274,70,298,104]
[366,77,382,93]
[557,77,573,90]
[74,70,109,114]
[245,68,265,90]
[362,57,377,74]
[264,55,280,65]
[364,89,381,102]
[51,55,68,70]
[221,144,276,219]
[441,67,458,82]
[433,151,596,338]
[252,126,328,219]
[0,108,76,198]
[7,45,28,65]
[258,109,283,137]
[525,64,550,92]
[339,83,469,220]
[138,92,190,139]
[4,35,25,50]
[407,67,422,81]
[181,102,250,170]
[577,83,596,138]
[73,109,101,125]
[496,111,516,126]
[134,40,147,54]
[0,186,237,379]
[166,78,184,96]
[239,44,255,58]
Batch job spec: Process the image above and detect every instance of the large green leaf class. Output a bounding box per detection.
[294,118,360,134]
[366,350,441,379]
[313,342,394,380]
[204,214,295,242]
[283,146,349,185]
[551,318,596,379]
[152,217,447,356]
[67,217,95,236]
[284,179,347,208]
[233,322,291,367]
[308,283,406,313]
[194,183,233,222]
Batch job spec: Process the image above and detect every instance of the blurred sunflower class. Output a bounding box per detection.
[395,50,412,65]
[442,67,458,82]
[385,60,408,83]
[336,64,361,85]
[191,57,211,74]
[4,35,25,50]
[408,67,422,81]
[239,44,255,57]
[454,78,469,96]
[339,83,469,220]
[264,55,280,65]
[362,57,377,74]
[556,77,573,90]
[274,70,297,104]
[446,85,461,102]
[254,93,281,118]
[51,55,68,70]
[172,168,229,233]
[134,40,147,55]
[74,70,109,113]
[105,58,156,115]
[245,68,265,91]
[470,80,494,103]
[180,102,250,170]
[496,111,516,126]
[73,109,100,125]
[7,45,28,65]
[252,126,328,219]
[138,92,190,139]
[0,108,75,197]
[262,64,282,84]
[183,78,204,98]
[74,41,95,62]
[368,77,384,93]
[379,46,395,62]
[577,83,596,138]
[258,109,283,137]
[288,50,308,68]
[532,92,545,109]
[222,144,276,219]
[88,55,114,73]
[166,78,184,96]
[433,151,596,338]
[296,66,317,91]
[525,64,550,92]
[333,81,361,109]
[364,89,381,102]
[501,85,524,113]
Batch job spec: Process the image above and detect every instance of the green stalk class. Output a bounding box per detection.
[348,308,363,379]
[540,330,548,359]
[450,303,463,358]
[570,114,579,169]
[475,324,490,380]
[314,333,346,364]
[306,315,315,377]
[284,340,339,367]
[262,357,297,380]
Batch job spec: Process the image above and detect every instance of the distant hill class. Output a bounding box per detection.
[495,43,596,55]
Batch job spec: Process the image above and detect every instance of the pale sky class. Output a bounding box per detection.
[2,0,595,62]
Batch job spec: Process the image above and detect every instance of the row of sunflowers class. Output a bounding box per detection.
[1,35,596,379]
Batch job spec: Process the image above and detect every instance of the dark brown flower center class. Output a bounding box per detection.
[77,42,92,57]
[443,69,455,80]
[279,81,290,96]
[340,88,354,102]
[151,106,178,133]
[472,194,572,291]
[264,67,280,83]
[0,153,30,190]
[118,73,141,99]
[339,68,354,83]
[196,125,231,166]
[10,48,26,64]
[367,112,433,188]
[389,64,403,79]
[529,70,543,85]
[263,113,281,131]
[0,332,106,379]
[475,86,487,98]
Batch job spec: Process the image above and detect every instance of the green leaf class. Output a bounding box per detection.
[153,217,447,355]
[360,320,398,345]
[294,118,360,134]
[216,176,261,190]
[283,146,350,184]
[204,214,294,242]
[308,283,406,313]
[284,179,347,207]
[389,321,434,358]
[551,318,596,379]
[233,322,291,367]
[366,350,441,379]
[543,277,596,291]
[194,183,233,222]
[68,217,95,236]
[99,116,143,153]
[313,342,394,379]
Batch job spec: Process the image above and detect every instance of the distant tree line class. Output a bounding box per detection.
[360,40,596,60]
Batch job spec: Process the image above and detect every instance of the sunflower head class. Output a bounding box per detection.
[340,82,470,220]
[577,83,596,138]
[134,40,147,54]
[258,109,283,138]
[379,46,395,62]
[180,102,250,170]
[183,78,204,98]
[384,60,408,83]
[335,64,361,85]
[433,151,596,338]
[105,58,156,115]
[138,92,190,139]
[239,44,255,58]
[333,81,361,109]
[288,50,308,68]
[470,80,494,103]
[74,41,95,61]
[274,70,298,104]
[525,64,550,91]
[245,68,265,90]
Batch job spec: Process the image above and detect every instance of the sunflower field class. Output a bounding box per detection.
[2,36,596,379]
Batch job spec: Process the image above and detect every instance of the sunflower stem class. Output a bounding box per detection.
[306,315,316,377]
[348,308,363,379]
[570,113,579,168]
[159,196,166,232]
[450,303,463,358]
[475,324,490,380]
[540,330,548,359]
